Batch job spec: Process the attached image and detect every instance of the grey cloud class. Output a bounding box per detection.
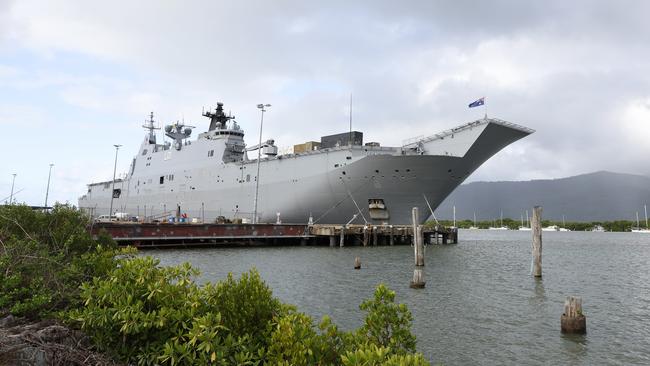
[3,0,650,205]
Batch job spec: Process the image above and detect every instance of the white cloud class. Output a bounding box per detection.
[2,0,650,205]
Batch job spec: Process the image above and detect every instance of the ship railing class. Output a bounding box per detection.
[402,135,425,147]
[487,117,535,134]
[402,117,534,148]
[277,144,397,158]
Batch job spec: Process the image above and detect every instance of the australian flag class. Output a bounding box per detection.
[468,97,485,108]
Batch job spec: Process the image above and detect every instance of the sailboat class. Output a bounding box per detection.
[469,211,479,230]
[631,205,650,233]
[489,210,509,230]
[518,210,531,231]
[452,205,457,229]
[559,215,571,232]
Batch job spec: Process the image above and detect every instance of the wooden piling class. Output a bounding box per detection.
[354,257,361,269]
[329,236,336,247]
[339,226,345,247]
[372,226,378,246]
[412,208,424,266]
[363,226,369,247]
[410,268,425,288]
[561,296,586,334]
[532,206,542,277]
[389,226,394,246]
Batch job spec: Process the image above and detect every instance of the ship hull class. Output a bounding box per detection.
[79,118,532,225]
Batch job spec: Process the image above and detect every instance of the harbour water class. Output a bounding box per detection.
[148,230,650,365]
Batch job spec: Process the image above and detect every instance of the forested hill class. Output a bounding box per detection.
[434,171,650,222]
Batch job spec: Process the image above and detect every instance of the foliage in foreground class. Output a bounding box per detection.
[0,204,124,319]
[70,257,430,365]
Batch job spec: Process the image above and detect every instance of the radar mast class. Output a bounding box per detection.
[142,112,160,144]
[203,102,234,131]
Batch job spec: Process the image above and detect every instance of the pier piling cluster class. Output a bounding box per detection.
[90,221,458,248]
[561,296,587,334]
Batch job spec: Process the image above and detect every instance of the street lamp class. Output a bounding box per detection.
[109,144,121,217]
[253,103,271,224]
[9,173,16,204]
[44,164,54,209]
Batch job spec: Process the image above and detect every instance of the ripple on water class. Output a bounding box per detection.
[148,230,650,365]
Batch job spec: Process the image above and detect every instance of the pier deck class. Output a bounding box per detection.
[91,222,458,248]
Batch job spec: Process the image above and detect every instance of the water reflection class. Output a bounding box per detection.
[561,332,588,363]
[529,277,546,305]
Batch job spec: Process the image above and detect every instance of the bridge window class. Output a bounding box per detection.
[160,176,164,184]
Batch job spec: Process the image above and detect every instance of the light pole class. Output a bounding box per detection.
[44,164,54,209]
[9,173,16,204]
[109,144,121,217]
[253,103,271,224]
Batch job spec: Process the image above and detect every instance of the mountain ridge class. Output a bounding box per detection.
[433,171,650,222]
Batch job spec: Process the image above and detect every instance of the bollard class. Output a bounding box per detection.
[561,296,586,334]
[363,226,369,246]
[532,206,542,277]
[410,268,425,288]
[372,226,378,246]
[354,257,361,269]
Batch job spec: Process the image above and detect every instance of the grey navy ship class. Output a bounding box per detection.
[78,102,533,225]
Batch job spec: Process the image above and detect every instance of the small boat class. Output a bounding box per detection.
[489,210,509,230]
[631,205,650,233]
[518,211,531,231]
[542,225,559,232]
[468,211,479,230]
[591,225,605,232]
[558,215,571,231]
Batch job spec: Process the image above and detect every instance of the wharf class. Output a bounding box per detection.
[91,222,458,248]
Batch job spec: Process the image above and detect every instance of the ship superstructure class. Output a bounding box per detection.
[79,102,534,225]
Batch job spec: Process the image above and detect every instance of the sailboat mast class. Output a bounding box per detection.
[453,205,456,227]
[645,204,648,228]
[526,210,530,228]
[473,211,477,226]
[521,214,524,227]
[500,210,503,227]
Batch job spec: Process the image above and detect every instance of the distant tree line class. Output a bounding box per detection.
[428,218,645,232]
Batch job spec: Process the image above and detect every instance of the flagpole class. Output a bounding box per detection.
[484,97,487,119]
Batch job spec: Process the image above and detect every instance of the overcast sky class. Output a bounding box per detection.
[1,0,649,206]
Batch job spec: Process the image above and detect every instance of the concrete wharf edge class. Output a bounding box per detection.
[90,222,458,249]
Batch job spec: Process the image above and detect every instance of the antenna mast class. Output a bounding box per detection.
[142,112,160,144]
